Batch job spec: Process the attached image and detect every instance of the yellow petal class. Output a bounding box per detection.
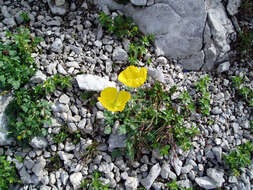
[98,87,131,112]
[118,66,147,88]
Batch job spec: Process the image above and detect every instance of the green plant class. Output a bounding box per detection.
[0,156,20,190]
[45,154,63,172]
[232,76,253,106]
[195,75,211,116]
[6,75,72,144]
[80,171,109,190]
[236,29,253,59]
[167,179,193,190]
[20,12,30,23]
[104,82,199,159]
[0,27,42,91]
[224,141,253,176]
[99,12,139,40]
[53,125,82,145]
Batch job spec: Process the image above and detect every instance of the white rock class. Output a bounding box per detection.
[30,71,47,84]
[227,0,241,16]
[69,172,82,190]
[30,137,48,149]
[130,0,147,6]
[148,68,165,83]
[32,158,46,177]
[195,177,218,189]
[207,168,225,187]
[125,176,139,190]
[59,94,70,104]
[76,74,116,91]
[57,64,67,75]
[217,62,230,73]
[141,163,161,189]
[51,38,63,53]
[112,47,128,62]
[55,0,65,6]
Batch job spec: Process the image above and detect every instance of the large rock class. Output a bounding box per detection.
[47,0,68,15]
[95,0,234,71]
[141,163,161,189]
[76,74,116,91]
[0,94,13,146]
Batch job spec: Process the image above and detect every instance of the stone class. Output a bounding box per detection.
[47,0,67,15]
[130,0,147,6]
[24,159,35,170]
[76,74,116,91]
[0,94,13,146]
[161,163,177,180]
[30,137,48,149]
[59,94,70,104]
[51,38,63,53]
[195,176,218,189]
[211,107,222,115]
[125,176,138,190]
[19,167,32,184]
[3,17,16,27]
[32,158,46,177]
[1,6,11,18]
[227,0,241,16]
[15,11,25,25]
[61,171,69,185]
[212,146,222,162]
[141,163,161,189]
[206,0,234,56]
[108,133,127,150]
[55,0,65,6]
[69,172,82,190]
[180,51,205,71]
[206,168,225,187]
[181,164,193,174]
[112,47,128,62]
[217,62,230,73]
[172,157,182,176]
[148,68,165,83]
[58,151,74,162]
[30,71,47,84]
[51,102,69,113]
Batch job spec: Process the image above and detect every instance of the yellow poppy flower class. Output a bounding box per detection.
[118,66,147,88]
[98,87,131,112]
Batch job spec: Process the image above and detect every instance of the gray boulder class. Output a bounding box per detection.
[0,94,13,146]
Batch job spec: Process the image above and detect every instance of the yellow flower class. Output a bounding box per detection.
[118,66,147,88]
[98,87,131,112]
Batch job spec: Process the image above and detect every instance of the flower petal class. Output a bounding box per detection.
[118,66,147,88]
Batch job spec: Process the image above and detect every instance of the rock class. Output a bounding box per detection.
[148,68,165,83]
[59,94,70,104]
[47,0,67,15]
[227,0,241,16]
[55,0,65,6]
[195,176,218,189]
[24,159,35,170]
[180,51,205,71]
[76,74,116,91]
[19,167,32,184]
[32,158,46,176]
[61,171,69,185]
[51,38,63,53]
[211,107,222,115]
[96,0,207,69]
[177,180,192,189]
[69,172,82,190]
[112,47,128,62]
[141,163,161,189]
[125,176,139,190]
[181,164,193,174]
[206,0,234,56]
[3,17,16,27]
[130,0,147,6]
[40,186,51,190]
[51,102,69,113]
[30,137,48,149]
[161,163,177,180]
[0,94,13,146]
[15,11,25,25]
[1,6,11,18]
[108,133,127,150]
[30,71,47,84]
[172,157,182,176]
[217,62,230,73]
[212,146,222,162]
[58,151,74,162]
[206,168,225,187]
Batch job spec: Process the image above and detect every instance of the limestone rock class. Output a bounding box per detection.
[141,163,161,189]
[76,74,116,91]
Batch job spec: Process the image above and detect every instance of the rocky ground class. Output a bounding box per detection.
[0,0,252,190]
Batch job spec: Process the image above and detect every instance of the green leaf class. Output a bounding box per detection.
[104,126,112,135]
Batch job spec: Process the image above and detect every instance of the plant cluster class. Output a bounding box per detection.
[6,75,72,144]
[80,171,109,190]
[98,12,154,66]
[45,154,63,172]
[224,141,253,176]
[195,75,211,116]
[104,82,199,159]
[167,179,193,190]
[0,156,20,190]
[0,27,42,91]
[53,124,81,145]
[232,76,253,106]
